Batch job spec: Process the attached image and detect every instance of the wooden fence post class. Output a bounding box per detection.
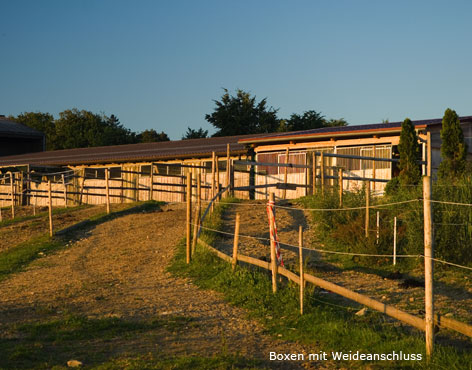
[120,175,124,204]
[136,169,140,202]
[232,213,241,271]
[269,192,278,293]
[9,172,15,219]
[0,207,2,222]
[186,172,192,264]
[299,225,304,315]
[393,216,397,266]
[48,180,53,237]
[427,132,432,177]
[191,173,201,254]
[150,163,154,201]
[211,151,216,212]
[338,168,343,207]
[105,168,110,214]
[19,172,24,206]
[372,146,376,192]
[365,180,370,238]
[62,174,67,208]
[216,156,220,201]
[230,159,234,197]
[226,144,230,197]
[376,211,380,244]
[423,176,434,358]
[320,152,325,195]
[79,169,85,205]
[33,192,36,216]
[283,147,289,199]
[312,152,316,195]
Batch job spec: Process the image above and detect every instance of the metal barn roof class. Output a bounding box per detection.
[0,117,45,139]
[238,116,472,145]
[0,133,263,166]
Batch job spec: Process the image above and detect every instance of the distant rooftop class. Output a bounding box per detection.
[238,116,472,145]
[0,117,45,139]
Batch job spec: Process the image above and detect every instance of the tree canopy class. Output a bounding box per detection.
[182,127,208,140]
[9,112,57,150]
[205,89,279,137]
[438,108,467,180]
[279,112,347,132]
[206,89,347,137]
[10,109,171,149]
[280,110,326,131]
[137,129,170,143]
[53,109,137,149]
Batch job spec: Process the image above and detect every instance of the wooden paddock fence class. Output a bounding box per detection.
[0,148,419,209]
[183,174,471,361]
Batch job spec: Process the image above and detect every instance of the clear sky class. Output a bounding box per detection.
[1,0,471,139]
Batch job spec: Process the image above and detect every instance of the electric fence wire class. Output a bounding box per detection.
[193,223,472,271]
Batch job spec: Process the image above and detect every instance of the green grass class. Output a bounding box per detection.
[0,205,91,228]
[0,201,162,281]
[16,314,194,343]
[91,354,264,370]
[0,313,262,370]
[168,200,472,370]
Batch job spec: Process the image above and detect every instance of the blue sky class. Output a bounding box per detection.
[1,0,471,139]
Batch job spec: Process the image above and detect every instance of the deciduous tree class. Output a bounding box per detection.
[137,129,170,143]
[9,112,57,150]
[205,89,279,136]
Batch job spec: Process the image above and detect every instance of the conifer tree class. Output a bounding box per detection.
[398,118,421,185]
[438,108,467,180]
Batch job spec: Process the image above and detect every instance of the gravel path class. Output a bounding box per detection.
[0,204,326,369]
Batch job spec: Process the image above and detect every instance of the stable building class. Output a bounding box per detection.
[0,134,260,206]
[1,115,472,206]
[238,116,472,199]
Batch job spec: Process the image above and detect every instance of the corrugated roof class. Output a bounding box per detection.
[0,118,45,138]
[238,116,472,144]
[0,133,264,167]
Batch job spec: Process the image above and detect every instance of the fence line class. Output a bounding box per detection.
[195,235,472,338]
[196,223,423,259]
[431,199,472,207]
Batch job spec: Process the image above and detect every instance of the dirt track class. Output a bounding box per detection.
[0,204,323,369]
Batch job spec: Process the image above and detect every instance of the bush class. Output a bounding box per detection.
[299,184,424,269]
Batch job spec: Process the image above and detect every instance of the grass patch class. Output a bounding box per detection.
[0,313,224,370]
[92,353,264,370]
[168,200,472,369]
[16,314,194,343]
[0,201,162,281]
[0,205,91,228]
